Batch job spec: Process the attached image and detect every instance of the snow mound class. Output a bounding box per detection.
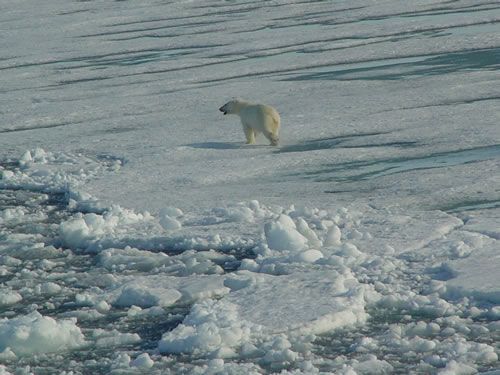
[59,206,154,250]
[0,312,86,356]
[158,299,257,357]
[265,214,308,252]
[159,214,182,231]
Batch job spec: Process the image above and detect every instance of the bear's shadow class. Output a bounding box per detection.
[185,142,268,150]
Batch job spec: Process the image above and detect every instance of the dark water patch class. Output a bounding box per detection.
[314,144,500,182]
[280,139,417,153]
[0,45,224,73]
[57,9,91,16]
[0,56,17,62]
[185,141,265,150]
[0,119,92,134]
[125,306,188,350]
[53,44,226,71]
[47,45,462,87]
[341,141,418,149]
[192,0,259,9]
[84,52,182,67]
[58,76,112,86]
[104,13,212,28]
[107,32,184,41]
[219,247,257,272]
[0,177,258,372]
[272,6,366,22]
[79,19,228,38]
[427,263,456,281]
[375,95,500,114]
[197,44,499,84]
[298,3,500,29]
[96,153,127,167]
[296,35,414,55]
[276,131,397,154]
[0,188,69,223]
[313,305,500,374]
[396,3,500,19]
[96,126,138,135]
[439,199,500,213]
[284,46,500,81]
[0,184,188,373]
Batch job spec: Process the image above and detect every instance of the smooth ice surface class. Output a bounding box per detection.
[0,0,499,373]
[446,242,500,303]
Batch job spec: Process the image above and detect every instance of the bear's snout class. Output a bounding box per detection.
[219,106,227,115]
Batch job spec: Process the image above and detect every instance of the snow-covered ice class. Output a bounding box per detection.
[1,0,499,373]
[0,312,86,357]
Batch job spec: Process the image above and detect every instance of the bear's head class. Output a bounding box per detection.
[219,99,241,115]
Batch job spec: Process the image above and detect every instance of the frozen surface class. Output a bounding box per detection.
[1,0,499,373]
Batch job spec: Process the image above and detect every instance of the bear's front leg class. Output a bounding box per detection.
[243,124,256,144]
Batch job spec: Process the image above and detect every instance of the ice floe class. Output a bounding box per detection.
[1,0,499,373]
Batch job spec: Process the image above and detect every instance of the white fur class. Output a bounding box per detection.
[219,99,280,146]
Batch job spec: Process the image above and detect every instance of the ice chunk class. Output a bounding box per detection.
[0,290,22,307]
[296,218,322,247]
[0,170,14,180]
[265,215,308,252]
[59,206,154,250]
[294,249,324,263]
[59,216,92,249]
[114,285,182,308]
[158,299,256,356]
[260,335,299,366]
[99,247,170,272]
[131,353,154,368]
[437,360,476,375]
[35,282,62,296]
[0,347,16,362]
[0,364,14,375]
[19,150,32,167]
[160,206,183,218]
[95,300,111,314]
[93,329,141,347]
[159,215,182,231]
[0,312,86,356]
[324,224,342,246]
[353,356,394,374]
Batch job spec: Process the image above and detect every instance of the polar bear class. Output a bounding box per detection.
[219,99,280,146]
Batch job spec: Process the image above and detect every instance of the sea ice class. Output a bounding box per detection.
[0,312,86,356]
[264,214,308,252]
[0,0,498,373]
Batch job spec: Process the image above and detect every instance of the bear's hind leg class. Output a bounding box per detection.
[270,134,279,146]
[263,130,279,146]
